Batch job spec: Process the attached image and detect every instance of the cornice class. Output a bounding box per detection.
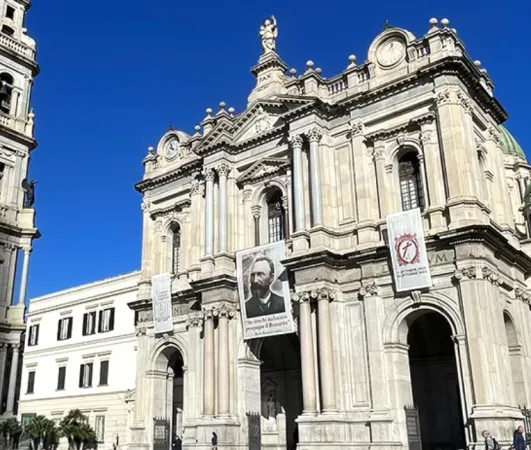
[135,158,203,193]
[150,199,192,220]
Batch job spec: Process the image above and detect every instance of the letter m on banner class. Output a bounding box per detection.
[386,208,432,292]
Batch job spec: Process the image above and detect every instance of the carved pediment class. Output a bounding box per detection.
[238,157,290,185]
[234,106,283,143]
[150,198,192,219]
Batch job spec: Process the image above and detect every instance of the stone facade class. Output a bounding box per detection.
[128,17,531,450]
[0,0,39,419]
[19,272,139,449]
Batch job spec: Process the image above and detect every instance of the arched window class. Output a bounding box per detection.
[398,152,424,211]
[171,224,181,275]
[0,73,14,115]
[266,189,286,243]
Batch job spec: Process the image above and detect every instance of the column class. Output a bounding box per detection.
[282,195,290,239]
[251,206,261,246]
[316,289,337,413]
[0,344,7,401]
[190,181,205,268]
[372,142,388,218]
[217,306,234,417]
[289,135,305,231]
[242,188,254,249]
[203,309,215,417]
[204,169,215,257]
[307,128,323,226]
[5,344,20,413]
[217,164,230,253]
[16,246,31,306]
[295,292,317,415]
[350,120,379,244]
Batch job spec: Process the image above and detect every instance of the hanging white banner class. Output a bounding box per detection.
[151,273,173,334]
[386,208,432,292]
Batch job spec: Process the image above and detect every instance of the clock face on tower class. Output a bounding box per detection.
[164,138,180,160]
[376,38,405,67]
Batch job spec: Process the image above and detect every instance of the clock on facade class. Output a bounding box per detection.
[376,38,405,67]
[164,138,180,160]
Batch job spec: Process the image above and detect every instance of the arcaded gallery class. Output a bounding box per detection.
[126,16,531,450]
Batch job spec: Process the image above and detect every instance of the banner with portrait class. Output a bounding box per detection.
[236,241,294,340]
[386,208,432,292]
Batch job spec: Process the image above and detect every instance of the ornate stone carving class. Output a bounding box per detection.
[292,291,311,303]
[288,134,304,149]
[251,205,261,219]
[218,304,236,319]
[396,134,406,146]
[515,288,531,305]
[217,163,231,178]
[241,189,252,202]
[456,91,473,114]
[190,179,204,196]
[435,89,451,106]
[359,282,378,298]
[141,200,151,212]
[482,266,500,286]
[453,267,477,281]
[487,124,502,146]
[306,128,323,143]
[203,308,216,320]
[204,168,216,182]
[186,313,203,329]
[10,343,20,351]
[259,16,278,54]
[420,131,433,145]
[135,325,147,337]
[372,145,385,161]
[237,158,290,185]
[254,106,273,134]
[349,120,364,137]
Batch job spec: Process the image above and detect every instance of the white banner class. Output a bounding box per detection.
[386,208,432,292]
[151,273,173,334]
[236,241,295,340]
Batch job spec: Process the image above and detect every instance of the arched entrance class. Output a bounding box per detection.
[153,346,185,450]
[407,311,465,450]
[257,333,303,450]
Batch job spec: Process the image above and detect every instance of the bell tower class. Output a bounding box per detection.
[0,0,39,418]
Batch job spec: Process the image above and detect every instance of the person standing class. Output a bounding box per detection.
[482,430,500,450]
[514,426,526,450]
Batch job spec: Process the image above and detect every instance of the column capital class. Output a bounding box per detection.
[359,281,379,298]
[135,325,147,337]
[288,134,304,149]
[203,308,216,320]
[293,288,335,303]
[349,119,365,136]
[306,128,323,143]
[186,313,203,329]
[10,343,20,351]
[420,130,434,146]
[515,287,531,305]
[22,245,32,254]
[371,145,385,161]
[216,163,231,178]
[486,124,502,146]
[482,266,501,286]
[453,267,477,282]
[204,168,216,182]
[0,344,7,351]
[190,179,205,196]
[217,304,236,319]
[251,205,261,219]
[141,200,151,212]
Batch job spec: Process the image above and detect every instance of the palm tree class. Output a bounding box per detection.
[0,417,21,450]
[25,416,57,450]
[59,410,96,450]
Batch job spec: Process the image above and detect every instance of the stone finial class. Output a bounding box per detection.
[428,18,438,33]
[204,108,213,120]
[193,125,201,137]
[474,60,481,67]
[440,18,450,28]
[289,68,297,78]
[480,68,488,75]
[347,54,357,69]
[217,102,226,115]
[315,68,322,75]
[305,60,314,72]
[148,146,155,155]
[228,107,235,117]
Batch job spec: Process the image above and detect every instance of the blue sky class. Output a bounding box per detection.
[24,0,530,298]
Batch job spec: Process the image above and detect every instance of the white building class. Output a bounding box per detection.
[0,0,40,418]
[18,271,140,449]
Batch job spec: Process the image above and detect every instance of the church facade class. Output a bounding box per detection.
[128,17,531,450]
[0,0,39,418]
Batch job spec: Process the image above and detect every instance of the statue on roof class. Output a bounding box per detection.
[260,16,278,54]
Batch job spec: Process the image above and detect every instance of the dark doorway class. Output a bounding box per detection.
[259,333,303,450]
[407,312,465,450]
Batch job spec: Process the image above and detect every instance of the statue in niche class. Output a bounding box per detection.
[259,16,278,54]
[21,178,38,208]
[266,390,277,419]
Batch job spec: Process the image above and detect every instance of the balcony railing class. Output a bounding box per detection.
[0,33,35,59]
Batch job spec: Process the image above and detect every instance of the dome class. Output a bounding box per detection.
[499,125,526,160]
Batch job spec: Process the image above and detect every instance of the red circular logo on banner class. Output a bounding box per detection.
[395,234,420,266]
